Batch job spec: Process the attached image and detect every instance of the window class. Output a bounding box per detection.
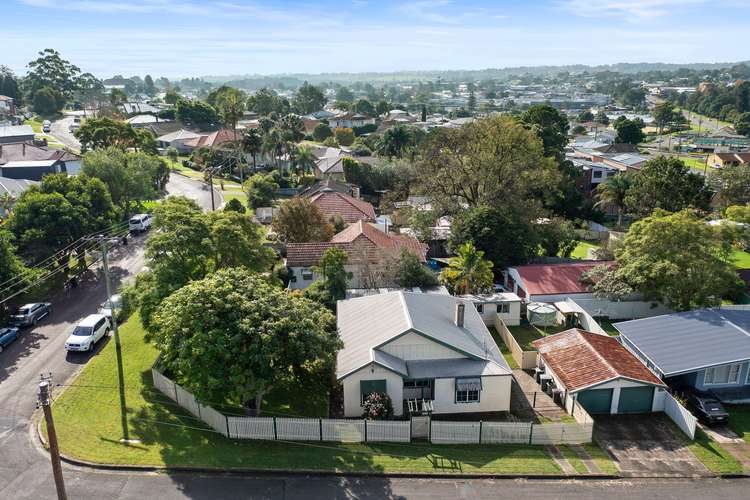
[301,269,314,281]
[403,379,434,400]
[593,170,603,178]
[360,379,387,404]
[704,364,742,385]
[475,303,484,313]
[455,378,481,403]
[498,303,510,314]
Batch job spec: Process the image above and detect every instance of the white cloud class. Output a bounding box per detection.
[560,0,708,19]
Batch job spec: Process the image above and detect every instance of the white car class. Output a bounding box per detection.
[42,120,51,133]
[97,294,122,320]
[129,213,152,233]
[65,314,110,352]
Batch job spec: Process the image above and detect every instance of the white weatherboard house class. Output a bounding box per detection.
[336,292,512,418]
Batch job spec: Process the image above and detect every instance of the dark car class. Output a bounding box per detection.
[0,327,20,353]
[685,392,729,426]
[10,302,52,328]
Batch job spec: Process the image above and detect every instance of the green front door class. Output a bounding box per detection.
[576,388,613,414]
[618,386,654,413]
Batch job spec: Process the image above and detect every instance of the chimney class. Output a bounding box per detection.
[455,302,465,328]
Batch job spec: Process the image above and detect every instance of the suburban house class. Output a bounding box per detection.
[181,128,237,150]
[155,129,203,153]
[0,142,81,176]
[0,159,67,181]
[286,220,426,290]
[0,125,35,145]
[707,152,750,169]
[533,329,667,415]
[569,157,618,198]
[120,102,161,115]
[615,308,750,403]
[126,114,172,127]
[459,292,522,326]
[328,112,376,129]
[336,292,513,417]
[300,178,360,200]
[314,156,346,180]
[0,176,37,217]
[306,188,375,224]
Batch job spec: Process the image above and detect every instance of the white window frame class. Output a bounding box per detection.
[498,303,510,314]
[301,269,314,281]
[704,363,742,386]
[475,303,484,314]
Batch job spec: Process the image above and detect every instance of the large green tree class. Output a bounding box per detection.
[175,99,219,129]
[213,87,246,139]
[624,156,710,217]
[151,268,339,413]
[710,162,750,208]
[307,246,351,309]
[24,49,81,102]
[395,249,438,288]
[293,82,326,114]
[595,174,631,228]
[75,117,157,153]
[613,209,740,311]
[521,104,570,161]
[243,173,278,209]
[613,116,645,145]
[272,198,333,243]
[0,230,39,301]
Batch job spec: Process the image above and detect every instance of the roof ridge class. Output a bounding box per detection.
[397,291,413,331]
[576,329,619,379]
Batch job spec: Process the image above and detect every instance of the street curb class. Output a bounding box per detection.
[33,420,750,480]
[170,169,225,210]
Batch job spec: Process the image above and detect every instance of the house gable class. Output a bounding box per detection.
[378,330,468,362]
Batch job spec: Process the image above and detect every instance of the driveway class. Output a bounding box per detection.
[594,414,709,477]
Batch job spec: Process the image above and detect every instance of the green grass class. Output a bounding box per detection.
[731,250,750,269]
[581,443,619,475]
[558,445,588,474]
[49,313,561,473]
[508,324,569,351]
[684,429,743,475]
[596,319,620,337]
[679,155,708,172]
[570,241,600,260]
[728,406,750,445]
[489,327,519,369]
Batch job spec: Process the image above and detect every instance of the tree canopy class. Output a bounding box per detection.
[613,116,645,145]
[440,242,494,295]
[293,82,326,114]
[710,163,750,208]
[150,268,339,412]
[75,117,157,153]
[243,173,278,209]
[175,99,219,129]
[272,198,334,243]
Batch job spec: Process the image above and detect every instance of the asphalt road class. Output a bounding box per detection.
[49,113,82,152]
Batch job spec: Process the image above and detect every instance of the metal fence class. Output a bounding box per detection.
[430,419,592,445]
[151,367,410,443]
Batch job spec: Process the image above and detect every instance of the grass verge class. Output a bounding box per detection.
[684,428,743,475]
[728,406,750,444]
[557,445,587,474]
[580,443,619,475]
[49,313,562,473]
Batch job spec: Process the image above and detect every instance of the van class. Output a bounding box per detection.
[65,314,110,352]
[42,120,51,133]
[129,213,152,233]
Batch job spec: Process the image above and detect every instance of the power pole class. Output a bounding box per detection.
[206,168,216,211]
[38,379,67,500]
[95,235,129,442]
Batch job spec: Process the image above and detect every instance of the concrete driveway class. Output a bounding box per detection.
[594,414,709,477]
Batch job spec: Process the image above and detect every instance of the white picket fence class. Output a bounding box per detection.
[151,367,410,442]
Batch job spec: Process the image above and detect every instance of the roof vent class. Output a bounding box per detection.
[455,302,465,328]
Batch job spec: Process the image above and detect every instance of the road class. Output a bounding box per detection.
[49,112,82,152]
[0,173,215,500]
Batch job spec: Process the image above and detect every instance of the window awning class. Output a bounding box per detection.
[455,377,481,391]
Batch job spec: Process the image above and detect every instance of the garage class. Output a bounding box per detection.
[576,388,613,414]
[617,386,654,413]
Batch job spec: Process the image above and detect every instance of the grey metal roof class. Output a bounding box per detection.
[0,176,37,197]
[406,359,509,379]
[614,308,750,376]
[0,125,34,138]
[336,291,510,380]
[372,350,407,376]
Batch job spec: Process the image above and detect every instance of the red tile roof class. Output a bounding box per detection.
[183,129,237,149]
[308,189,375,223]
[533,329,664,391]
[511,261,614,296]
[286,222,426,267]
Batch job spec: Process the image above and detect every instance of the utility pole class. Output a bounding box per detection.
[206,168,216,211]
[38,379,67,500]
[96,235,129,442]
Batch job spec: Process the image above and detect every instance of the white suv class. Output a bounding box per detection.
[129,213,152,233]
[65,314,110,352]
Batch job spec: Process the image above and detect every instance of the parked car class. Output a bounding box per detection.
[97,294,122,321]
[68,116,81,132]
[11,302,52,327]
[685,392,729,426]
[42,120,51,133]
[129,213,152,233]
[64,314,110,352]
[0,326,20,353]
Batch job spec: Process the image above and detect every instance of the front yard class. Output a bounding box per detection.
[728,406,750,444]
[46,313,571,474]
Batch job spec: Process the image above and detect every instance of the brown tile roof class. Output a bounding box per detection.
[533,328,664,391]
[183,129,237,149]
[511,261,614,296]
[308,189,375,223]
[286,221,426,267]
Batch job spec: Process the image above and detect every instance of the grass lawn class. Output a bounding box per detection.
[596,319,620,337]
[508,324,569,351]
[558,445,587,474]
[732,250,750,269]
[684,429,743,475]
[48,313,562,473]
[489,327,519,369]
[580,443,619,475]
[570,241,600,260]
[678,155,708,172]
[727,406,750,444]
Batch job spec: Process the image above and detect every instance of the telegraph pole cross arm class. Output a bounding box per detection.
[38,379,67,500]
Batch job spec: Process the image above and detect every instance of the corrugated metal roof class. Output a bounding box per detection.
[614,308,750,376]
[406,358,508,379]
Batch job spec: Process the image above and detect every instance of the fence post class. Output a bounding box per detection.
[409,418,412,442]
[533,391,537,408]
[273,417,278,440]
[428,417,432,443]
[197,403,201,420]
[364,419,368,443]
[528,423,534,445]
[479,420,483,444]
[225,415,230,439]
[319,418,323,441]
[173,382,179,404]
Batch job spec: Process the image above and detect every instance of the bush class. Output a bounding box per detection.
[353,123,377,136]
[312,123,333,142]
[362,392,394,420]
[224,197,246,213]
[334,127,355,146]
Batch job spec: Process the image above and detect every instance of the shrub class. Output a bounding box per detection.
[362,392,394,420]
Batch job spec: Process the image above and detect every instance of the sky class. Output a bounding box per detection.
[3,0,750,78]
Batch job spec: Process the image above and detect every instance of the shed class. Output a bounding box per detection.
[0,159,66,181]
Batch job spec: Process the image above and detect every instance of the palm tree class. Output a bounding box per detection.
[294,145,317,176]
[261,128,284,169]
[440,242,494,295]
[377,124,411,158]
[594,174,631,229]
[242,128,262,173]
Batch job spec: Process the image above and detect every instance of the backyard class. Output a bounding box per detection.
[507,323,570,350]
[570,241,601,260]
[46,312,577,474]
